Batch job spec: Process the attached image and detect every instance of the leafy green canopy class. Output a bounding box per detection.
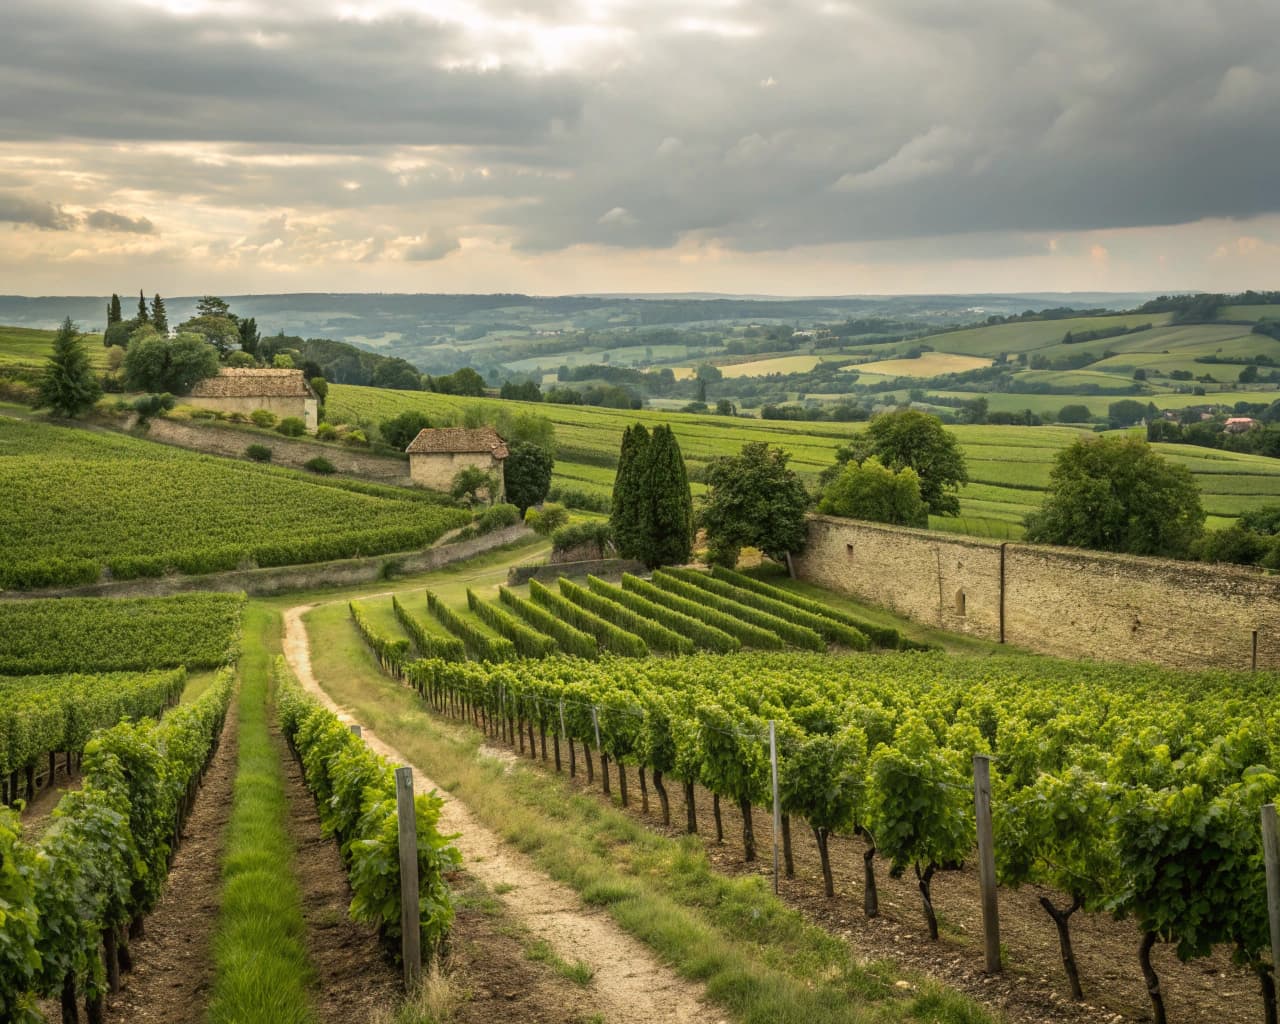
[504,439,555,513]
[699,442,810,566]
[824,409,968,516]
[122,328,220,394]
[1024,436,1205,558]
[818,456,928,528]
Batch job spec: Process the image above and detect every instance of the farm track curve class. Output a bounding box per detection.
[282,604,710,1024]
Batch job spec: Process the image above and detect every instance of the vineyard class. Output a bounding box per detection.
[0,594,245,674]
[345,567,1280,1024]
[0,416,470,589]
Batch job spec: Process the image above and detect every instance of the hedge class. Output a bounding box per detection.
[620,573,785,650]
[427,591,517,663]
[528,579,647,658]
[392,595,466,662]
[650,571,827,652]
[666,568,869,650]
[497,587,599,659]
[466,590,556,658]
[709,566,903,649]
[557,578,693,655]
[586,575,741,653]
[349,601,411,676]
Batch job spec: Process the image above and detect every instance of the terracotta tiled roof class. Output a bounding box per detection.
[405,427,509,459]
[188,368,317,399]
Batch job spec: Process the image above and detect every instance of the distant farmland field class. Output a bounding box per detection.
[845,353,993,377]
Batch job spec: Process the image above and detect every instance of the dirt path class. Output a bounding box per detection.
[276,721,402,1021]
[103,703,239,1022]
[282,605,709,1024]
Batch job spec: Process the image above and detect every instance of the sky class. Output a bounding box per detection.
[2,0,1280,297]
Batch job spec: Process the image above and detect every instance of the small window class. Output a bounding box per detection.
[955,589,967,616]
[846,543,854,556]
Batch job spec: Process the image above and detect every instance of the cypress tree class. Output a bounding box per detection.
[610,424,650,559]
[136,290,149,324]
[36,318,102,418]
[150,293,168,333]
[107,293,122,325]
[637,424,693,568]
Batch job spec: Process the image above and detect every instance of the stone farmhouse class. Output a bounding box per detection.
[406,427,508,498]
[186,369,320,432]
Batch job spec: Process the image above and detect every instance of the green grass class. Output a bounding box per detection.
[303,597,999,1024]
[207,603,316,1024]
[524,938,596,986]
[0,324,108,368]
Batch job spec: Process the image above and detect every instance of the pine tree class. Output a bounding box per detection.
[107,293,122,325]
[150,293,168,334]
[637,425,693,568]
[36,318,102,418]
[610,424,650,559]
[136,290,149,324]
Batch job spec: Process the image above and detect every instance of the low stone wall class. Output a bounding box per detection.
[3,525,533,601]
[507,558,647,585]
[794,515,1280,671]
[125,416,413,484]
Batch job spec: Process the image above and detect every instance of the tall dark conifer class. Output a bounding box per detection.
[150,294,168,333]
[107,293,122,325]
[610,424,651,559]
[36,317,101,418]
[136,290,149,324]
[637,425,693,568]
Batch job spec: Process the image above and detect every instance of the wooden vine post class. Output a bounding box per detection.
[395,766,422,992]
[769,720,781,895]
[1263,803,1280,981]
[973,754,1002,974]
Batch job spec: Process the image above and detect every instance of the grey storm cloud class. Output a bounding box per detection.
[85,209,155,234]
[3,0,1280,255]
[0,195,76,230]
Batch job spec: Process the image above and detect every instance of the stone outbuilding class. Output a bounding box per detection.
[406,426,508,498]
[186,369,320,432]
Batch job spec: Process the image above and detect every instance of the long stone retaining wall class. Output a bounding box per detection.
[794,515,1280,671]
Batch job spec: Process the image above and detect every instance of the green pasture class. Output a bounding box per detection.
[0,324,108,368]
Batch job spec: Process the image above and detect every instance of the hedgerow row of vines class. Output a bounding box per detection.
[0,416,469,589]
[0,593,245,675]
[1,668,233,1022]
[273,656,459,961]
[1,669,187,804]
[348,599,1279,1023]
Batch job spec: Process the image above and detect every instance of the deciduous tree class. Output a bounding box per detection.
[503,439,554,513]
[818,457,928,528]
[1024,436,1204,557]
[122,330,220,394]
[699,442,810,567]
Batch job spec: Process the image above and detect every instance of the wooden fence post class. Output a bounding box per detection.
[1263,803,1280,980]
[395,766,422,992]
[974,754,1001,973]
[769,720,781,895]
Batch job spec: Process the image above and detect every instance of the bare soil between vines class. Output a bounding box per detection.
[99,702,239,1023]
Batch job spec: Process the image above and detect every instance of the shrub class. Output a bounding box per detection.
[525,503,569,536]
[342,429,369,447]
[250,408,277,428]
[475,503,521,535]
[131,392,176,423]
[245,444,273,463]
[276,416,306,437]
[546,485,611,513]
[316,423,337,440]
[550,521,613,558]
[304,456,336,475]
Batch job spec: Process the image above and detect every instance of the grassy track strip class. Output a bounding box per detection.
[207,605,315,1024]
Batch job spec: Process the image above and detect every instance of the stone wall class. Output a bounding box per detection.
[793,515,1280,671]
[132,416,414,483]
[182,394,312,428]
[2,525,534,601]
